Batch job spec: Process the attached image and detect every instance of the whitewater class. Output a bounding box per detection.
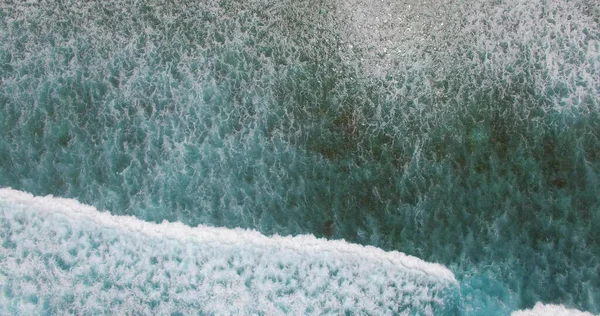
[0,188,459,314]
[0,0,599,314]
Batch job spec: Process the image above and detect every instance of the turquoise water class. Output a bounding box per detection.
[0,0,599,314]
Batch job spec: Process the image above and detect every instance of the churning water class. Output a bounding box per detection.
[0,0,599,314]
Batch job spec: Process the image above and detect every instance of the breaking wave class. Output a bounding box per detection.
[0,188,458,315]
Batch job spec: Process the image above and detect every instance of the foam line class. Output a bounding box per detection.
[0,188,458,314]
[512,303,595,316]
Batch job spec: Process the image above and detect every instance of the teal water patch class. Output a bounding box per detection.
[0,0,599,314]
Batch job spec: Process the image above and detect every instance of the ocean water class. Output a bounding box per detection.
[0,0,598,314]
[0,188,460,314]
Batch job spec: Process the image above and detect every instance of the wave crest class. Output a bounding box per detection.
[0,188,458,315]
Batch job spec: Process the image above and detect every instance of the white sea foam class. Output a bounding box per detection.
[0,187,458,314]
[512,302,595,316]
[333,0,599,113]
